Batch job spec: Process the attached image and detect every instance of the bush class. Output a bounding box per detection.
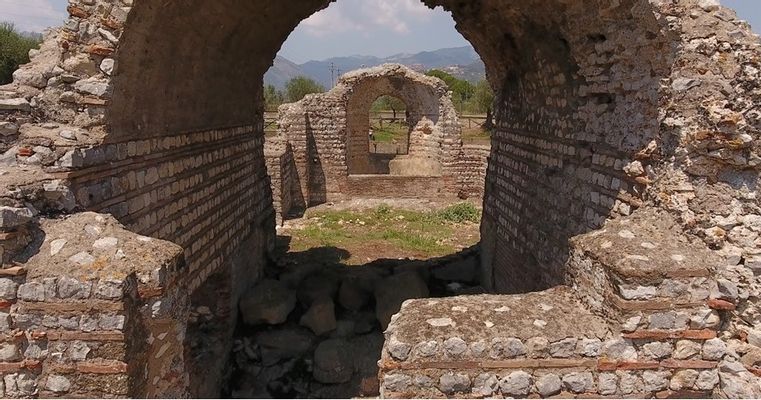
[0,23,41,85]
[437,203,481,223]
[285,76,325,103]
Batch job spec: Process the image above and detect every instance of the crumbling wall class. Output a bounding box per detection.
[0,0,759,397]
[270,64,489,216]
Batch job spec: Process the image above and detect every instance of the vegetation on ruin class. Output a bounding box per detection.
[0,23,41,84]
[426,69,494,115]
[264,76,326,111]
[283,203,481,264]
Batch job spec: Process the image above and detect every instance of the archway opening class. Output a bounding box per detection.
[95,0,674,397]
[368,95,410,175]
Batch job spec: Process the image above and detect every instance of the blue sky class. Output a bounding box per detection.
[0,0,758,63]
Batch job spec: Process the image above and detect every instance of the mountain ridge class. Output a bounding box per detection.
[265,46,486,89]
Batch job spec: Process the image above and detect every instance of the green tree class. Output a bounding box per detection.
[371,95,406,120]
[426,69,474,111]
[0,22,41,84]
[466,79,495,114]
[285,76,325,103]
[264,84,284,111]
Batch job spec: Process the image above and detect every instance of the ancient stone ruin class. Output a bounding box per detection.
[0,0,760,398]
[266,64,489,223]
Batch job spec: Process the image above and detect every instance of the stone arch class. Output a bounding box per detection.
[0,0,759,398]
[343,70,446,175]
[270,64,475,210]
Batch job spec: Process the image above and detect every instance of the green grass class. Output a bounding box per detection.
[371,121,408,143]
[289,203,481,261]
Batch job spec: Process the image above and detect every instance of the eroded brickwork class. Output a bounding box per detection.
[0,0,759,397]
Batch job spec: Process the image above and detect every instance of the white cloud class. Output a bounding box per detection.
[301,5,363,37]
[302,0,435,37]
[0,0,67,32]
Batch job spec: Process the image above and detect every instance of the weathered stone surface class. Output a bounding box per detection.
[0,206,34,229]
[562,372,594,393]
[374,271,429,328]
[313,339,354,384]
[239,279,296,326]
[439,372,470,394]
[602,338,637,360]
[673,340,701,360]
[643,342,673,360]
[338,276,370,311]
[669,369,699,391]
[299,296,337,335]
[0,278,18,300]
[472,373,498,397]
[0,98,30,112]
[45,375,71,393]
[0,122,18,136]
[490,337,526,358]
[255,327,315,363]
[297,272,339,307]
[719,361,761,398]
[500,371,531,397]
[536,373,562,397]
[702,338,727,361]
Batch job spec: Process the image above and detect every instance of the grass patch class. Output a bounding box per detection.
[287,203,481,262]
[371,121,408,143]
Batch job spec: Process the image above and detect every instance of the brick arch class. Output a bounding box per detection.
[340,66,451,175]
[0,0,759,397]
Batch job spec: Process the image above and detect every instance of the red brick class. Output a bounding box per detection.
[30,331,47,340]
[77,361,128,374]
[86,45,115,56]
[0,362,23,373]
[46,331,124,341]
[66,5,90,18]
[0,266,26,276]
[597,360,660,371]
[656,389,711,399]
[622,329,716,340]
[707,298,736,311]
[660,359,717,369]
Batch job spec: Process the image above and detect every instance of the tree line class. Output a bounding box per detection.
[0,23,42,84]
[265,69,494,115]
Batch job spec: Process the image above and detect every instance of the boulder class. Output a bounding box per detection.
[255,327,315,365]
[300,297,337,335]
[239,279,296,326]
[313,339,354,384]
[297,272,340,306]
[374,271,429,329]
[338,276,371,311]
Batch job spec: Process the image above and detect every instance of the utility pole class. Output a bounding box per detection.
[329,62,337,87]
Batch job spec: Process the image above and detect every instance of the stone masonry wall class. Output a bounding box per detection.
[268,64,489,221]
[0,0,760,397]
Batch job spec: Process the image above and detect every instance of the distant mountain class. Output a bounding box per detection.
[264,56,307,89]
[265,46,486,89]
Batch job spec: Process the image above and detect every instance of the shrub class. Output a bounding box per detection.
[0,23,41,85]
[437,203,481,223]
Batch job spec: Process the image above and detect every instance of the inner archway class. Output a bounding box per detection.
[368,95,410,174]
[104,0,672,396]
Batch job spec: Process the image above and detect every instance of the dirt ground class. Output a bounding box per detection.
[275,199,481,265]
